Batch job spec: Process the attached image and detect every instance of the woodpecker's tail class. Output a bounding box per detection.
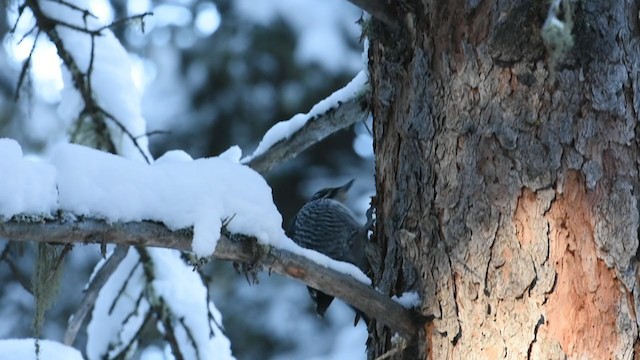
[308,287,334,317]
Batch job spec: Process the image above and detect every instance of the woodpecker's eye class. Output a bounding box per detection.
[311,189,331,200]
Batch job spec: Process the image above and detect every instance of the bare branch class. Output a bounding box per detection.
[17,24,38,45]
[0,218,422,338]
[136,130,171,139]
[14,29,40,101]
[9,3,29,34]
[96,108,151,164]
[63,244,128,345]
[41,0,98,19]
[246,95,370,174]
[98,12,152,33]
[0,243,33,294]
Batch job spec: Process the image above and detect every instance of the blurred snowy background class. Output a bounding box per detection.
[0,0,374,359]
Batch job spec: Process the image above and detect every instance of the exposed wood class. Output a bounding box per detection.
[0,217,421,338]
[368,0,640,358]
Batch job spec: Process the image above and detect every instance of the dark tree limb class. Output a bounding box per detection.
[245,94,370,174]
[0,218,421,338]
[0,243,33,294]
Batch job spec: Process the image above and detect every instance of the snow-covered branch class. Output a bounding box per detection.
[0,217,421,337]
[242,70,370,173]
[247,95,369,173]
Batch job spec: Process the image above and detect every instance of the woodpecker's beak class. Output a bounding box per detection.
[339,179,355,192]
[333,179,355,202]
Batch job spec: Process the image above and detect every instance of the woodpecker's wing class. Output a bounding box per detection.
[289,198,361,263]
[290,197,371,321]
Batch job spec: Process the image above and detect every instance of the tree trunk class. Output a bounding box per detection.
[368,1,640,358]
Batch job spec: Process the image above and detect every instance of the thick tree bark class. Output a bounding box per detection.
[368,1,640,358]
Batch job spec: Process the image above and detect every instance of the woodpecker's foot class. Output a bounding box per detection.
[190,255,209,270]
[365,200,376,231]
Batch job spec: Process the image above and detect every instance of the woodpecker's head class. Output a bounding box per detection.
[310,179,354,202]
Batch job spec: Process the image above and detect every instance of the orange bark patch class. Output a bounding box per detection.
[543,172,619,357]
[285,265,306,279]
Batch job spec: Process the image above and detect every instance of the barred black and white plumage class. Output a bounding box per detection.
[288,180,368,319]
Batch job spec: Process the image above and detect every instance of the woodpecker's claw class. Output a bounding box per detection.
[365,200,376,231]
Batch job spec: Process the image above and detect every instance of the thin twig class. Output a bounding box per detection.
[9,3,28,34]
[178,317,201,359]
[17,24,38,45]
[205,289,226,337]
[158,314,185,360]
[45,243,72,282]
[0,243,33,294]
[42,0,98,19]
[14,30,40,101]
[98,108,151,164]
[47,18,103,36]
[97,12,153,33]
[110,305,153,359]
[107,252,140,315]
[136,130,171,139]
